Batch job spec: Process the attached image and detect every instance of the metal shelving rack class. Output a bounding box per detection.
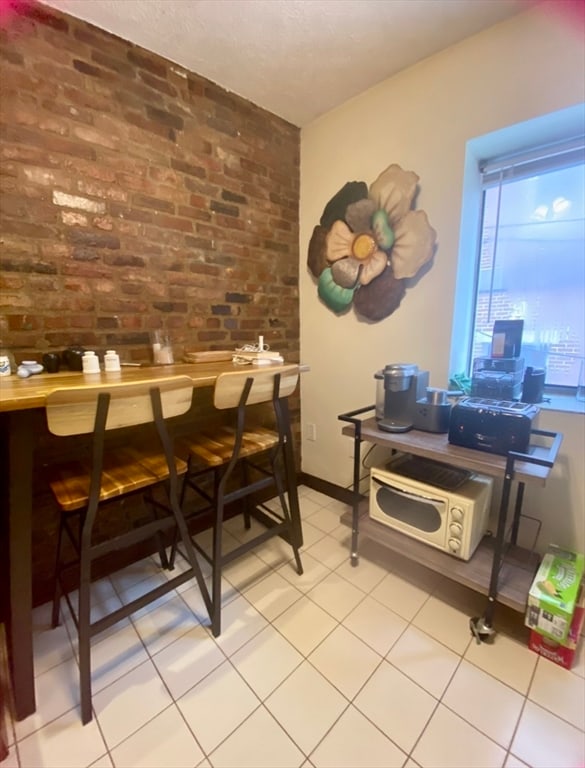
[338,405,563,642]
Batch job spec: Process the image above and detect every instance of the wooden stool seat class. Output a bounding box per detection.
[49,449,188,512]
[178,426,279,468]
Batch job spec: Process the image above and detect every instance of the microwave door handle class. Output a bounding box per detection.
[372,476,443,505]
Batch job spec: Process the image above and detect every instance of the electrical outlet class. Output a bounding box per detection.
[306,423,317,441]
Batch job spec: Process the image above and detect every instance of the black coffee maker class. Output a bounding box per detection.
[374,364,429,432]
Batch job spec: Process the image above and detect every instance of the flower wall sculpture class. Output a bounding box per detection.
[307,164,437,321]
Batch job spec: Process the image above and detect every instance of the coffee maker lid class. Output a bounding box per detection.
[374,363,418,379]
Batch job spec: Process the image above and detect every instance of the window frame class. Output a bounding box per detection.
[449,103,585,407]
[472,144,584,388]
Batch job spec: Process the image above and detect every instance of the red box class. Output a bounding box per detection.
[529,603,584,669]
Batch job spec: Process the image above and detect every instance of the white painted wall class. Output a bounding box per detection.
[299,6,585,554]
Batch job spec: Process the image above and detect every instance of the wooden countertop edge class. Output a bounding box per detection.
[1,360,308,413]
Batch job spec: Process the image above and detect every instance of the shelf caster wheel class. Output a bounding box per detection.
[470,616,496,644]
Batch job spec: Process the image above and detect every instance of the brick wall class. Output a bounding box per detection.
[0,2,299,360]
[0,1,300,604]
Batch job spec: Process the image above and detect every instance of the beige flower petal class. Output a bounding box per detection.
[368,164,419,226]
[326,219,353,263]
[359,248,388,286]
[391,210,437,279]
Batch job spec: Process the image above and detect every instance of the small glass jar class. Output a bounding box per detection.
[151,331,174,365]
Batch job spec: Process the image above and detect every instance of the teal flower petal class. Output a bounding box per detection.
[318,268,355,313]
[372,209,395,250]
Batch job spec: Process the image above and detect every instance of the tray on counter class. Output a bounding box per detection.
[183,350,233,363]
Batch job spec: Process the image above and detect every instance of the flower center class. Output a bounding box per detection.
[352,233,376,260]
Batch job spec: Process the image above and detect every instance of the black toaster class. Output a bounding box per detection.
[448,397,539,455]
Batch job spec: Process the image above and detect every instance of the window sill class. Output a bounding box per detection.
[539,392,585,415]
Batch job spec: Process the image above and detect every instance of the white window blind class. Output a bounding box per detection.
[470,136,585,389]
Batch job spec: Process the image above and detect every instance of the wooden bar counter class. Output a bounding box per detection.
[0,361,275,720]
[0,361,234,412]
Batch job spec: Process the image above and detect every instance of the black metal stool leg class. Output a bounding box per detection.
[272,453,303,575]
[242,461,252,530]
[51,516,66,628]
[144,488,170,570]
[211,492,224,637]
[78,549,92,725]
[168,464,191,570]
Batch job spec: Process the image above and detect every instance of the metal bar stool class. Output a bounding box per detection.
[46,376,212,725]
[172,364,303,637]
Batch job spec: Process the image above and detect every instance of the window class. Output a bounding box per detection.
[471,139,585,388]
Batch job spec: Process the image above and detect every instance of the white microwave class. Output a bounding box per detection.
[369,455,493,560]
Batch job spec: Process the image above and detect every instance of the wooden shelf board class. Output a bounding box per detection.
[340,509,539,614]
[341,418,553,486]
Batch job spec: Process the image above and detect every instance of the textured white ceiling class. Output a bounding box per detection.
[40,0,526,126]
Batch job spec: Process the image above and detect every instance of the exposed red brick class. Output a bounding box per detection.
[33,60,83,88]
[126,48,167,78]
[139,71,178,98]
[73,25,123,55]
[0,0,300,607]
[171,157,206,178]
[91,49,136,78]
[1,124,97,160]
[123,110,175,141]
[62,84,113,113]
[152,213,194,233]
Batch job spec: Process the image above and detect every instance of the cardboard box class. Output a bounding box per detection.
[525,546,584,643]
[529,600,584,670]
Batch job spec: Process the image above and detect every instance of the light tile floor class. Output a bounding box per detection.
[2,486,584,768]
